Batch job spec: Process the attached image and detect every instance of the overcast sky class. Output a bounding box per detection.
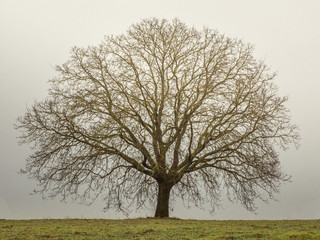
[1,0,320,220]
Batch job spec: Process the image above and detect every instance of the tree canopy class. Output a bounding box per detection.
[17,18,300,218]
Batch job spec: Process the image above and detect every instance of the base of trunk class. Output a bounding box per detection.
[154,182,173,218]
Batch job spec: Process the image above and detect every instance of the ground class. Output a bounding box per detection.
[0,218,319,239]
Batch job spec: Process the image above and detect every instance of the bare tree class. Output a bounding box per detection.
[16,18,299,218]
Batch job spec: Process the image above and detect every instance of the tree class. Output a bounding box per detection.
[16,18,299,218]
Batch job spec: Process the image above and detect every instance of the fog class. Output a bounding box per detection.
[1,0,319,220]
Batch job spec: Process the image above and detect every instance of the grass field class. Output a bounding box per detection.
[0,218,319,239]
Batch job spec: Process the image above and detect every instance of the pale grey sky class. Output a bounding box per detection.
[1,0,319,220]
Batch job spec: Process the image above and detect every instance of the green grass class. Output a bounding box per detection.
[0,218,319,239]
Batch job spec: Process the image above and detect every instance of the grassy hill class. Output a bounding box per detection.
[0,218,319,239]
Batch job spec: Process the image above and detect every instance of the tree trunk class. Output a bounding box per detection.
[154,181,173,218]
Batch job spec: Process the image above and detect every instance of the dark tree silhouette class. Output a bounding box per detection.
[16,18,299,218]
